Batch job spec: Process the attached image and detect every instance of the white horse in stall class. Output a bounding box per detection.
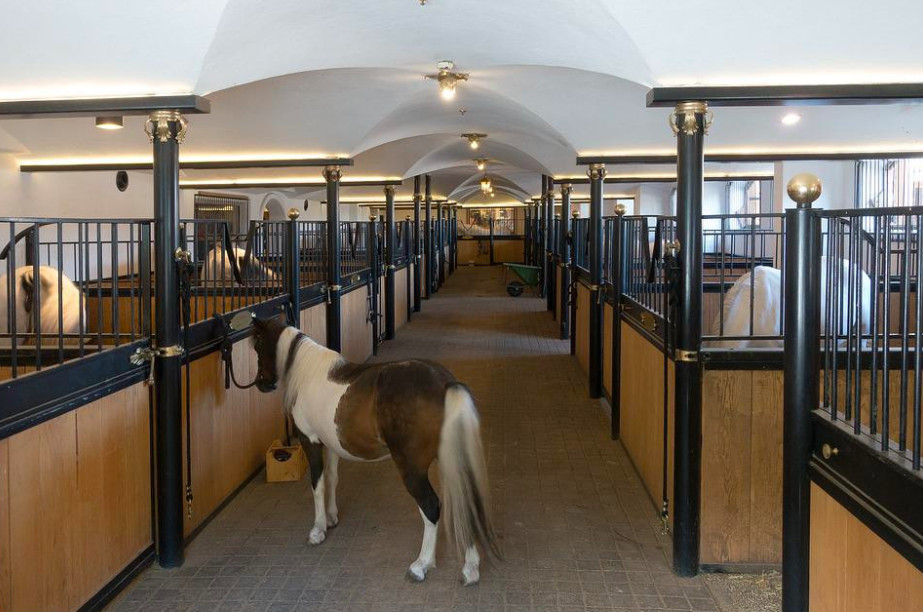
[0,266,84,342]
[710,256,872,349]
[200,245,276,284]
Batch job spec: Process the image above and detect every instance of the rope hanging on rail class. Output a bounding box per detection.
[177,251,195,520]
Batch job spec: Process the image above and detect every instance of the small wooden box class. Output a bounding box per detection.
[265,439,308,482]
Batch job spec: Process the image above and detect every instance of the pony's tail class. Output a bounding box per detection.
[438,383,500,560]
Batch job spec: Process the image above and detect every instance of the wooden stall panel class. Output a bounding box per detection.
[341,286,373,364]
[2,383,151,612]
[575,283,590,375]
[810,484,923,612]
[458,239,489,265]
[492,239,524,264]
[700,369,783,566]
[555,268,563,324]
[395,267,409,330]
[183,345,284,536]
[300,303,327,346]
[618,323,674,519]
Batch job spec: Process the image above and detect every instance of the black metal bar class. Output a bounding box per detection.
[368,217,379,356]
[588,166,605,399]
[180,179,401,191]
[488,216,495,265]
[0,94,210,118]
[285,210,300,323]
[449,206,457,274]
[384,186,396,340]
[436,200,445,289]
[559,185,572,340]
[782,201,821,612]
[648,82,923,108]
[152,112,185,568]
[425,176,433,298]
[672,103,706,577]
[413,177,422,312]
[546,175,556,311]
[610,209,625,439]
[575,152,923,167]
[324,167,342,352]
[21,157,353,173]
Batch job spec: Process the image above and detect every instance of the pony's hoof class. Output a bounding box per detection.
[461,565,480,586]
[308,527,326,545]
[326,514,339,528]
[407,560,433,582]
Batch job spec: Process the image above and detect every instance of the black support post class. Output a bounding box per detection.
[610,203,627,440]
[368,215,379,356]
[425,176,433,298]
[437,200,445,288]
[546,176,556,312]
[587,165,605,399]
[448,206,456,274]
[285,208,301,322]
[524,205,532,265]
[782,175,823,612]
[559,184,572,340]
[451,207,458,272]
[671,101,708,577]
[384,186,396,340]
[148,110,186,568]
[569,209,579,356]
[324,166,342,352]
[413,176,422,312]
[533,200,542,276]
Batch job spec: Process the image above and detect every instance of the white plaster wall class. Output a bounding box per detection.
[773,160,856,211]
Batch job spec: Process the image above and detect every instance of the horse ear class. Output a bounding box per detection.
[19,271,34,296]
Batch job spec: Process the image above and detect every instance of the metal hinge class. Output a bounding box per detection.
[130,345,186,385]
[674,349,699,362]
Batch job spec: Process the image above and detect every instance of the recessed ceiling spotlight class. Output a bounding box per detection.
[474,158,488,171]
[462,133,486,150]
[95,116,123,130]
[425,61,468,102]
[781,113,801,126]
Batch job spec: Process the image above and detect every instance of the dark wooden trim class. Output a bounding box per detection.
[555,174,773,184]
[576,151,923,166]
[700,349,785,370]
[0,95,210,118]
[0,342,148,440]
[180,179,402,190]
[811,413,923,574]
[78,545,156,612]
[21,157,353,173]
[647,83,923,108]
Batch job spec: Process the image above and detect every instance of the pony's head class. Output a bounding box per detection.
[251,314,289,393]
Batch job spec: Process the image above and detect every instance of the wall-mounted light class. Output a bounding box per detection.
[425,61,468,102]
[474,158,488,171]
[95,116,123,130]
[781,113,801,126]
[463,133,486,150]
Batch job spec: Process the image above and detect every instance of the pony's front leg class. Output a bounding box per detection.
[298,433,328,545]
[324,448,339,528]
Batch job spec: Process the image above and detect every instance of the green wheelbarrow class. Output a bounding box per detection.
[502,263,542,297]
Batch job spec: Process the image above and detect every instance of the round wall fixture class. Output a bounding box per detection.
[303,199,310,211]
[116,171,129,192]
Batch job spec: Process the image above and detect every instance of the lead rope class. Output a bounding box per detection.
[661,246,681,535]
[177,252,195,520]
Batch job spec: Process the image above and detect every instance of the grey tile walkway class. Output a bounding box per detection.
[108,265,766,612]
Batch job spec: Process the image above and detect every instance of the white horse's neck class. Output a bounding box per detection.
[275,326,342,409]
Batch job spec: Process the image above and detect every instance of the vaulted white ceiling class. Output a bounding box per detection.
[2,0,923,202]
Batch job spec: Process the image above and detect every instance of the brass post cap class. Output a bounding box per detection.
[287,207,300,220]
[614,203,627,215]
[787,173,822,208]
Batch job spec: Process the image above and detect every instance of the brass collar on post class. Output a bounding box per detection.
[669,101,712,137]
[144,110,188,144]
[323,165,342,183]
[587,163,607,180]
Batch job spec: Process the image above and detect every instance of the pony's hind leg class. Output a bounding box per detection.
[462,546,480,586]
[297,432,328,545]
[324,448,340,528]
[396,459,440,581]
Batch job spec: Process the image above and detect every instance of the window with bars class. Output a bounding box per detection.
[194,192,249,238]
[857,159,923,232]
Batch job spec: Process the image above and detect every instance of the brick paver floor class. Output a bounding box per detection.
[108,265,745,612]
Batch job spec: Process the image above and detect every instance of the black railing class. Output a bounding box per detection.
[340,221,371,278]
[573,218,589,272]
[297,220,327,289]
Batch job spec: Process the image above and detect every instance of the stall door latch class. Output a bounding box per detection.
[130,345,186,385]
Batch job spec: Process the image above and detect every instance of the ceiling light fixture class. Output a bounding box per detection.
[425,61,468,102]
[474,158,488,171]
[781,113,802,126]
[95,116,123,130]
[463,133,486,150]
[480,177,492,194]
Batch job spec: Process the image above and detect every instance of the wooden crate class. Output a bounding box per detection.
[265,439,307,482]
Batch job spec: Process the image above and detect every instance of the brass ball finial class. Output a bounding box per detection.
[614,203,627,216]
[369,215,377,222]
[287,207,300,220]
[405,215,412,221]
[787,173,822,208]
[571,210,580,219]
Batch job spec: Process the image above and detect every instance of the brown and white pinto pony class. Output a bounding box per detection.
[250,315,499,584]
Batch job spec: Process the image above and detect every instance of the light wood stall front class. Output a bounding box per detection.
[395,267,409,331]
[810,483,923,611]
[575,282,590,375]
[700,369,783,566]
[491,239,524,263]
[300,302,327,345]
[182,343,285,536]
[619,322,674,522]
[555,267,563,324]
[0,383,151,612]
[458,238,490,265]
[340,286,373,364]
[602,302,613,399]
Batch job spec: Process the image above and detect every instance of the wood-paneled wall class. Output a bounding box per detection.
[340,287,372,364]
[458,239,490,265]
[395,267,409,330]
[619,322,674,517]
[700,369,784,565]
[810,483,923,611]
[492,239,524,263]
[182,344,284,535]
[603,302,613,398]
[0,383,151,612]
[555,268,563,324]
